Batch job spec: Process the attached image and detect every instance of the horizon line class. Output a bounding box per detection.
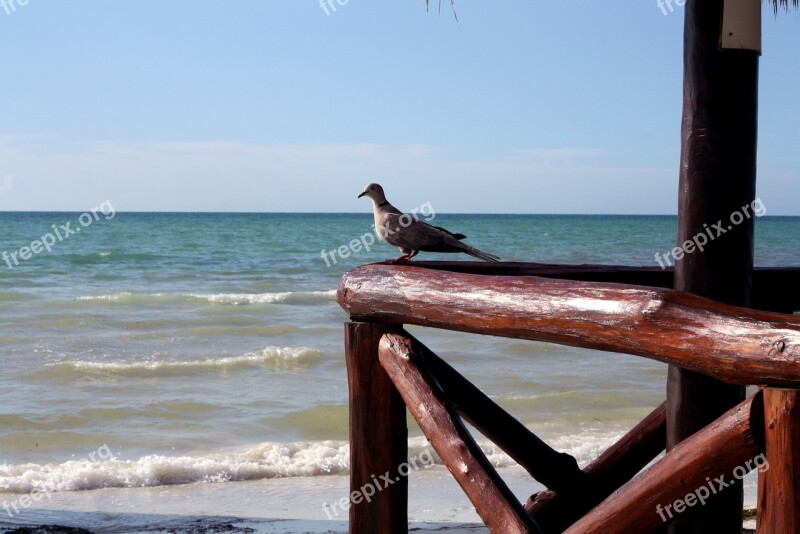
[1,210,800,217]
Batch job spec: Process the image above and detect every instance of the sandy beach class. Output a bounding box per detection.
[0,464,761,533]
[0,467,495,533]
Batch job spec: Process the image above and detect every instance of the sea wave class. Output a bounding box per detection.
[29,346,324,379]
[190,290,337,305]
[0,431,627,494]
[65,251,162,265]
[0,441,351,494]
[75,290,337,306]
[0,291,37,302]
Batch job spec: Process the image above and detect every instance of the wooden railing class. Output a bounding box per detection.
[338,262,800,533]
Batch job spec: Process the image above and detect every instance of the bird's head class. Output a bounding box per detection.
[357,183,387,202]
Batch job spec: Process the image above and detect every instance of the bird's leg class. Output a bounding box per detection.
[391,250,417,264]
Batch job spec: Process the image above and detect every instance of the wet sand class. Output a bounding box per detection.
[0,465,759,533]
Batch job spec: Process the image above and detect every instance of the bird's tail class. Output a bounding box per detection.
[460,243,500,262]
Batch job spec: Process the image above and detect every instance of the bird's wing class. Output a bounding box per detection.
[432,226,466,240]
[380,214,500,261]
[381,216,463,251]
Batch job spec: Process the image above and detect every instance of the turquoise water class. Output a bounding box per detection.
[0,212,797,501]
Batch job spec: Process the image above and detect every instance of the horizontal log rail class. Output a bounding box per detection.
[338,264,800,387]
[564,391,764,533]
[395,262,800,313]
[379,331,543,533]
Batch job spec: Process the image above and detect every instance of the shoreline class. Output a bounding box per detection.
[0,465,760,533]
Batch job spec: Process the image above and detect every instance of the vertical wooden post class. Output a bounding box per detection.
[344,322,407,533]
[757,389,800,533]
[668,0,759,532]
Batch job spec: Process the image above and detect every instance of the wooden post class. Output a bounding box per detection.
[344,322,407,533]
[757,389,800,532]
[668,0,759,531]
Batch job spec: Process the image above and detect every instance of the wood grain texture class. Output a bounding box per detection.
[564,392,764,534]
[378,332,542,534]
[344,322,407,534]
[384,262,800,314]
[757,388,800,533]
[668,0,759,529]
[337,264,800,386]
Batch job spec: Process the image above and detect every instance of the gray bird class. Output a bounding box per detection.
[358,183,500,263]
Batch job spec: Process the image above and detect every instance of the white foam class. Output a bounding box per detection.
[77,291,137,301]
[37,346,323,377]
[409,429,627,470]
[76,290,337,305]
[192,290,336,305]
[0,441,351,494]
[0,432,626,495]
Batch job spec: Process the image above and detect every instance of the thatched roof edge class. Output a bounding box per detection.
[773,0,799,13]
[426,0,798,16]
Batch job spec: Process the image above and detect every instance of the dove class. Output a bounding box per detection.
[358,183,500,263]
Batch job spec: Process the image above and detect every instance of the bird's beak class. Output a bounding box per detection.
[357,192,366,198]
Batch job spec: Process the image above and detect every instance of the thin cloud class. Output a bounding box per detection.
[0,174,14,193]
[0,138,684,213]
[511,148,604,163]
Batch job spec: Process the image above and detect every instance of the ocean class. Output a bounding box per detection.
[0,211,797,532]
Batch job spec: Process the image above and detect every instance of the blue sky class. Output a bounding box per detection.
[1,1,798,214]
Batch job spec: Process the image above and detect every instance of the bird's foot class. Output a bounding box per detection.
[391,255,414,264]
